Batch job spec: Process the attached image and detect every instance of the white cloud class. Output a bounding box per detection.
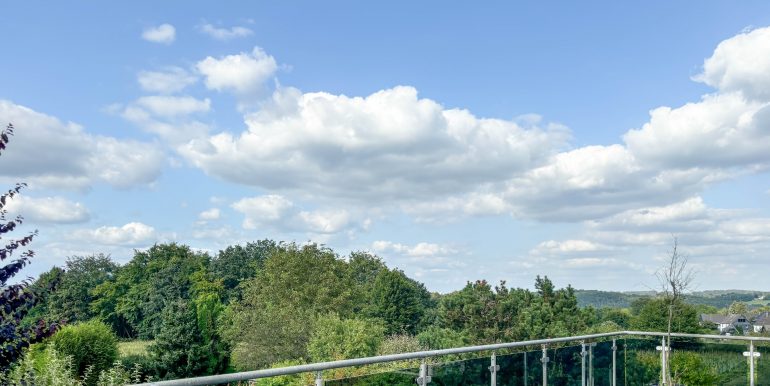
[4,196,90,224]
[71,222,156,246]
[695,26,770,101]
[531,239,609,255]
[196,47,277,94]
[120,95,211,144]
[199,23,253,40]
[231,194,356,234]
[198,208,221,221]
[137,67,198,94]
[624,93,770,169]
[0,100,164,190]
[135,96,211,117]
[181,86,569,206]
[142,23,176,44]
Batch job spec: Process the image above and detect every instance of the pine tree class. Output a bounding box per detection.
[0,123,59,368]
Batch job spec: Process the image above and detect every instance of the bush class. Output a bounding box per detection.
[378,334,425,355]
[307,314,385,362]
[3,345,145,386]
[4,345,80,386]
[50,320,118,384]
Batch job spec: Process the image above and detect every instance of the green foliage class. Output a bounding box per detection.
[50,320,118,383]
[210,240,276,299]
[190,270,228,374]
[35,255,118,325]
[631,297,703,333]
[437,277,589,344]
[594,307,632,328]
[416,326,468,349]
[670,351,719,385]
[377,334,425,355]
[94,361,144,386]
[91,243,209,339]
[5,346,81,386]
[365,269,431,335]
[224,243,355,370]
[727,301,749,315]
[149,300,208,379]
[307,314,385,362]
[4,345,145,386]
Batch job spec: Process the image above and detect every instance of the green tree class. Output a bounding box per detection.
[366,268,431,335]
[631,297,702,333]
[91,243,209,339]
[416,326,468,349]
[307,314,385,362]
[37,254,118,324]
[727,301,749,315]
[190,270,228,374]
[210,240,276,300]
[149,299,209,379]
[223,243,355,370]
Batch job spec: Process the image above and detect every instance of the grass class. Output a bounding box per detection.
[118,340,153,358]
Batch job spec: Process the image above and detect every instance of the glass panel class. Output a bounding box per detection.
[620,337,661,385]
[497,348,542,385]
[429,354,491,385]
[670,336,748,385]
[324,361,421,386]
[756,341,769,385]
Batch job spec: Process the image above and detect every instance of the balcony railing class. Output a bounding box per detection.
[130,330,770,386]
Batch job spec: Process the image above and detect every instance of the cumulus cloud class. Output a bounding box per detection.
[71,222,157,246]
[135,96,211,117]
[695,26,770,101]
[120,95,211,144]
[137,67,198,94]
[142,23,176,44]
[531,239,610,255]
[198,208,221,221]
[4,196,90,224]
[196,47,277,95]
[181,86,569,205]
[199,23,253,40]
[231,194,354,234]
[0,100,164,190]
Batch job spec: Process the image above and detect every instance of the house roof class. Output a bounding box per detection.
[700,314,748,325]
[754,312,770,324]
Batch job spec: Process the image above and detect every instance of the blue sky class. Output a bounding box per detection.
[2,1,770,292]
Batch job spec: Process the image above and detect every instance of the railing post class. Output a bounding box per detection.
[750,341,755,386]
[416,358,431,386]
[524,350,528,386]
[612,339,617,386]
[657,337,667,385]
[489,352,499,386]
[541,344,549,386]
[588,342,596,386]
[580,342,587,386]
[744,340,760,386]
[315,371,323,386]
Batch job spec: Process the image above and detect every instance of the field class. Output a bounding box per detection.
[118,340,153,358]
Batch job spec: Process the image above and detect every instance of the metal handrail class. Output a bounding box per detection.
[130,330,770,386]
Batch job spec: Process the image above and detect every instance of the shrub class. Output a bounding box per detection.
[50,320,118,383]
[307,314,385,362]
[4,345,80,386]
[378,334,425,355]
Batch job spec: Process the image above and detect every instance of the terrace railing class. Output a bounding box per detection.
[130,331,770,386]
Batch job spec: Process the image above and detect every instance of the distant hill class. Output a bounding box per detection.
[575,290,645,308]
[575,289,769,309]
